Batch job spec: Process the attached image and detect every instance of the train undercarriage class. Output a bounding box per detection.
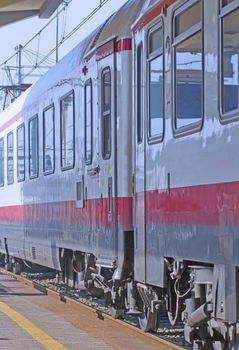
[1,247,238,350]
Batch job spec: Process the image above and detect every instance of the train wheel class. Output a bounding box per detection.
[138,305,158,332]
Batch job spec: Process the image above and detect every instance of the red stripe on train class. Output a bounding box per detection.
[96,38,132,61]
[116,38,132,52]
[133,0,176,33]
[0,197,133,227]
[0,181,239,227]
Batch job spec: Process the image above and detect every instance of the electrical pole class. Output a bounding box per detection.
[16,44,23,88]
[56,8,59,63]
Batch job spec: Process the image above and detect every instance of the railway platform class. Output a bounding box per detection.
[0,271,172,350]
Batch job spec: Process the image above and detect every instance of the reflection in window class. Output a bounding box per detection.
[148,25,164,139]
[222,0,234,7]
[174,1,202,130]
[7,132,14,184]
[175,32,202,128]
[222,7,239,113]
[102,69,111,159]
[29,116,38,178]
[17,124,25,181]
[61,92,74,169]
[149,29,163,54]
[43,106,54,173]
[85,80,92,163]
[149,56,163,137]
[175,1,201,36]
[0,138,4,186]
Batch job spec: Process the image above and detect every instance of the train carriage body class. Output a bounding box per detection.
[0,0,239,348]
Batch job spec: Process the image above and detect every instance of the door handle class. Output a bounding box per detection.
[87,165,100,176]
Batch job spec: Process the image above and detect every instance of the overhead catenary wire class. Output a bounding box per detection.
[24,0,111,79]
[0,0,111,76]
[0,0,113,109]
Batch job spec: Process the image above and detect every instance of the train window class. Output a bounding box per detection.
[137,44,143,143]
[43,105,55,174]
[148,24,164,140]
[85,79,93,164]
[173,0,203,132]
[60,91,75,170]
[222,0,234,6]
[221,5,239,116]
[102,68,111,159]
[149,29,163,54]
[174,1,201,37]
[29,115,38,179]
[17,124,25,182]
[7,132,14,185]
[0,138,4,187]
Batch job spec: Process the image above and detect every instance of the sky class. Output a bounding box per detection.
[0,0,128,107]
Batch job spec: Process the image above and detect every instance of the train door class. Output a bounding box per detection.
[134,21,165,286]
[97,40,118,263]
[81,55,100,249]
[134,30,146,283]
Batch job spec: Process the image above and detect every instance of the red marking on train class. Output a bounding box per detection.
[1,181,239,227]
[0,112,21,133]
[116,38,132,52]
[96,39,115,61]
[0,197,133,228]
[133,0,176,33]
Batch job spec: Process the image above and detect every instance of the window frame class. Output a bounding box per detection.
[84,79,93,165]
[147,20,165,144]
[219,0,239,123]
[17,123,25,182]
[43,104,55,175]
[60,90,75,171]
[7,131,14,185]
[172,0,204,137]
[0,137,4,187]
[28,114,39,179]
[101,67,111,160]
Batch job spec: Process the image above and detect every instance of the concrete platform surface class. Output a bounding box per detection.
[0,272,116,350]
[0,272,163,350]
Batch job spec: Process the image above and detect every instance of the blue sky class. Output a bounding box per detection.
[0,0,128,85]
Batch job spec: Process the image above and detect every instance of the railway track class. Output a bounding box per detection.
[0,267,190,350]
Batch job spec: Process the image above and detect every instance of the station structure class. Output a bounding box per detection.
[0,0,63,27]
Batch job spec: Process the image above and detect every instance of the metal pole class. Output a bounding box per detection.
[17,45,22,87]
[56,7,59,63]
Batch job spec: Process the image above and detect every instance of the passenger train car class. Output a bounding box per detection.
[0,0,238,348]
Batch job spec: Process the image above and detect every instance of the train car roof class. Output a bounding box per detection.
[94,0,143,45]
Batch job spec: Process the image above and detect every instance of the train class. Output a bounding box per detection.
[0,0,238,348]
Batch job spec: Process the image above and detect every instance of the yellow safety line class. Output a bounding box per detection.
[0,301,68,350]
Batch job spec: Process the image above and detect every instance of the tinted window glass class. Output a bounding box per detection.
[7,132,14,184]
[175,32,202,128]
[222,7,239,113]
[148,25,164,139]
[43,106,54,173]
[29,116,38,178]
[61,92,74,169]
[17,124,25,181]
[149,28,163,53]
[174,1,202,130]
[149,56,164,137]
[102,69,111,159]
[0,138,4,186]
[85,81,92,163]
[222,0,234,6]
[175,1,201,36]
